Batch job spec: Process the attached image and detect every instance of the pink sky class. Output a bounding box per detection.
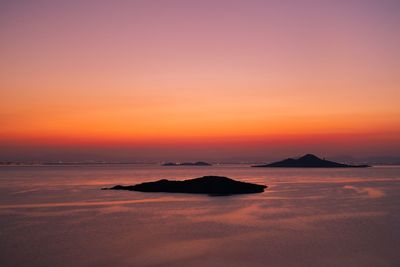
[1,0,399,162]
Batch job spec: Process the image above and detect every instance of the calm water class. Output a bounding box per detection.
[0,165,400,267]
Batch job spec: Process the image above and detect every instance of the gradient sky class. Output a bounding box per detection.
[1,0,400,162]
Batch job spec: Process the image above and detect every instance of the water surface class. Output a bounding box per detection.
[1,165,399,267]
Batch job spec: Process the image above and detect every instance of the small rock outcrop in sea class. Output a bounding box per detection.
[102,176,267,195]
[252,154,370,168]
[161,161,212,166]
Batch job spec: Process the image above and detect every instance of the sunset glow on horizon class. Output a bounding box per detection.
[1,0,400,161]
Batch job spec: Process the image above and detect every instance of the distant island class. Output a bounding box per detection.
[161,161,212,166]
[102,176,267,195]
[252,154,370,168]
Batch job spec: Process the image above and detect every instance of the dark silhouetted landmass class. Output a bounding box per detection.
[102,176,267,195]
[161,161,212,166]
[252,154,370,168]
[161,162,179,166]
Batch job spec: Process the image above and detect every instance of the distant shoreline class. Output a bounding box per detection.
[1,159,400,167]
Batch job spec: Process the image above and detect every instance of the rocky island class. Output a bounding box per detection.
[252,154,370,168]
[102,176,267,195]
[161,161,212,166]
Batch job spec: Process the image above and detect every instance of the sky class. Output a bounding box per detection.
[1,0,400,162]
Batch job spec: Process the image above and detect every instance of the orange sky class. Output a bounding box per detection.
[1,0,400,161]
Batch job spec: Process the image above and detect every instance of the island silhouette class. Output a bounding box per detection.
[102,176,267,195]
[161,161,211,166]
[252,154,370,168]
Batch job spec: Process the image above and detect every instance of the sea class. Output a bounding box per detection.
[0,164,399,267]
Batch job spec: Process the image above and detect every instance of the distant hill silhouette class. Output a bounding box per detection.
[252,154,370,168]
[102,176,267,195]
[162,161,211,166]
